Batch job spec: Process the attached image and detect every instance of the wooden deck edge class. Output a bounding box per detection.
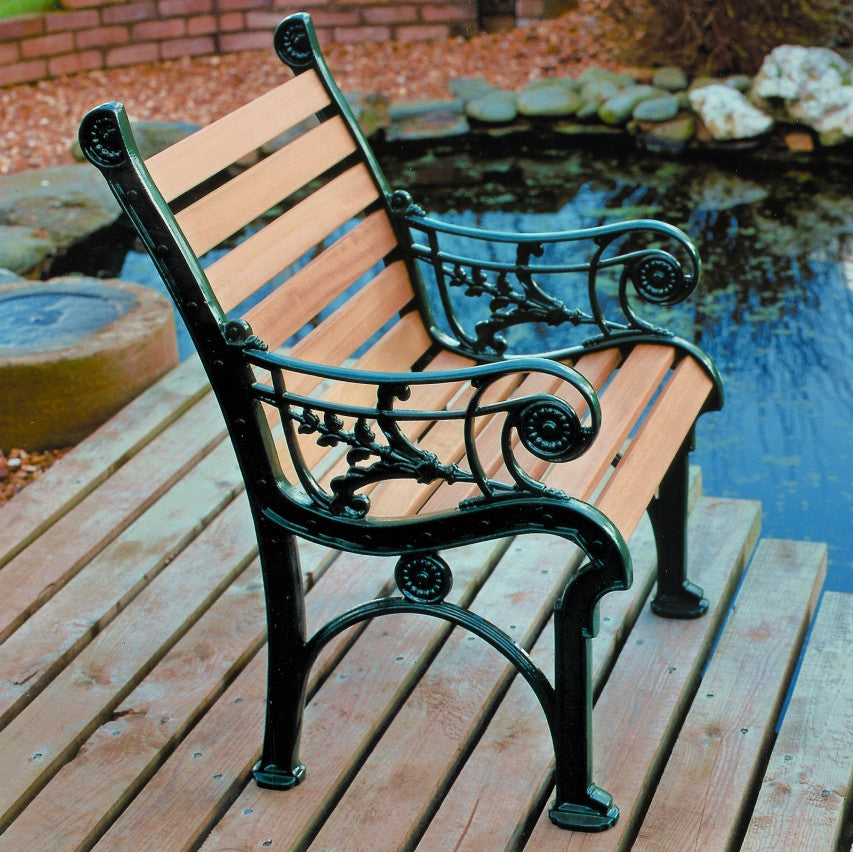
[740,587,852,852]
[630,538,827,852]
[0,357,210,570]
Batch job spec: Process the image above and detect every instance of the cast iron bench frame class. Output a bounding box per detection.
[79,12,723,833]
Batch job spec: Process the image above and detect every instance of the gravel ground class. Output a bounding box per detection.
[0,2,625,175]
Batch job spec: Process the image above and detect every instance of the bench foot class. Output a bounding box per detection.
[651,579,708,619]
[252,759,307,790]
[549,785,619,831]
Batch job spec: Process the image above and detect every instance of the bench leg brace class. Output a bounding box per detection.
[253,524,309,789]
[648,433,708,619]
[548,571,619,832]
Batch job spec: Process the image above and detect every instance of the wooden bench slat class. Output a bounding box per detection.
[0,439,243,731]
[0,488,259,833]
[146,71,331,202]
[740,588,852,852]
[245,210,400,347]
[597,355,714,540]
[519,498,761,853]
[205,163,380,312]
[176,116,357,256]
[632,538,826,852]
[0,357,209,572]
[0,392,226,646]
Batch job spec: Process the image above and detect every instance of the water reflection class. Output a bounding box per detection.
[383,149,852,592]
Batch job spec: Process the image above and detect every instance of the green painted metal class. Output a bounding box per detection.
[77,11,724,833]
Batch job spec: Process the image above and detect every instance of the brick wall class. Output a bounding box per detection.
[0,0,486,87]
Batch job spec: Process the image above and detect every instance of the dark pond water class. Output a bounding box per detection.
[101,143,852,594]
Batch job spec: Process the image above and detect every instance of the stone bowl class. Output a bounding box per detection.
[0,276,178,450]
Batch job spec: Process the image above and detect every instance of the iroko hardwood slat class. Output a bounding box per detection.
[146,71,331,202]
[176,117,357,256]
[205,164,379,312]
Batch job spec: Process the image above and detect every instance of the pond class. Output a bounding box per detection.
[83,142,853,595]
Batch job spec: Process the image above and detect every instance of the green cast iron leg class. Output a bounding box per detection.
[548,580,619,831]
[252,520,309,789]
[648,433,708,619]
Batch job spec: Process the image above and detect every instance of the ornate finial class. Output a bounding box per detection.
[79,108,126,169]
[223,319,268,351]
[274,15,314,68]
[388,190,426,218]
[394,554,453,604]
[631,254,690,305]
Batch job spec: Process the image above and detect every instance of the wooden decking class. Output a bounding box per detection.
[0,357,849,852]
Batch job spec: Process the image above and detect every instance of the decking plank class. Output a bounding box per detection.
[522,497,761,852]
[0,492,257,831]
[632,539,827,852]
[0,440,242,729]
[98,539,509,852]
[0,357,209,571]
[740,589,853,852]
[415,495,759,853]
[0,560,266,852]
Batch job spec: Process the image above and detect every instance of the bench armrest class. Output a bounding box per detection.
[389,190,702,359]
[240,339,601,519]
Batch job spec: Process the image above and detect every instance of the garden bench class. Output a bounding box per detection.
[79,12,722,833]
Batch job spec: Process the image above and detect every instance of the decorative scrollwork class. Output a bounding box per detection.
[445,244,594,355]
[388,190,426,218]
[394,554,453,603]
[516,399,583,462]
[80,113,126,169]
[631,254,689,306]
[288,384,469,517]
[274,17,314,68]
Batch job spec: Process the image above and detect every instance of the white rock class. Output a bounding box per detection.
[689,84,773,141]
[753,45,853,139]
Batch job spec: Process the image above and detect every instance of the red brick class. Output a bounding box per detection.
[1,58,47,85]
[49,49,103,76]
[160,35,215,58]
[0,16,44,41]
[217,0,269,11]
[158,0,213,16]
[186,14,217,35]
[219,30,270,51]
[45,9,100,32]
[395,23,449,41]
[0,43,19,64]
[76,26,130,49]
[364,6,419,25]
[244,11,287,30]
[132,18,187,40]
[515,0,545,16]
[21,32,74,59]
[217,12,244,31]
[308,10,361,27]
[273,0,325,7]
[102,2,157,24]
[332,25,391,43]
[106,42,158,66]
[421,3,476,22]
[61,0,115,8]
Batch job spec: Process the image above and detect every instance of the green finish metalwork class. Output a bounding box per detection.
[77,11,723,833]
